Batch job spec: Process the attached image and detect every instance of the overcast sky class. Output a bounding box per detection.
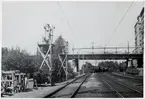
[2,1,144,55]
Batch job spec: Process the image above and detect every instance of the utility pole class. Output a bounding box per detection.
[128,41,129,54]
[72,44,74,55]
[104,44,106,54]
[104,47,106,54]
[65,41,68,81]
[83,52,85,74]
[116,47,117,53]
[49,26,54,86]
[46,24,55,86]
[65,56,68,80]
[77,51,79,73]
[91,42,94,54]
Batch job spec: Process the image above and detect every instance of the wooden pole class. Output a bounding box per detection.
[91,42,94,54]
[104,47,105,54]
[66,55,68,80]
[50,25,55,86]
[65,42,68,80]
[83,53,84,74]
[128,41,129,54]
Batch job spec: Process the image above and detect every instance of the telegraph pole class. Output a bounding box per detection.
[77,51,80,73]
[91,42,94,54]
[65,41,68,80]
[128,41,129,54]
[83,52,85,74]
[49,26,54,86]
[72,44,74,55]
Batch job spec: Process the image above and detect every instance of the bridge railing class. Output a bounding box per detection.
[71,47,143,54]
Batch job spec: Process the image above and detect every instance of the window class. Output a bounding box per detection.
[140,43,142,46]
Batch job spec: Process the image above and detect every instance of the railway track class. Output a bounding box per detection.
[102,74,143,98]
[44,74,90,98]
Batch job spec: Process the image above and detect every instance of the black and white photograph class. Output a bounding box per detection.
[1,0,144,98]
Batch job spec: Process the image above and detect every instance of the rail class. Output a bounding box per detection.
[44,74,90,98]
[102,74,143,97]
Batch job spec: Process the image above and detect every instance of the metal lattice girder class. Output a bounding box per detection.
[59,54,143,60]
[58,54,68,75]
[37,44,51,70]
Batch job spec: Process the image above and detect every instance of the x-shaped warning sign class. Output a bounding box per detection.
[57,54,68,75]
[37,44,51,70]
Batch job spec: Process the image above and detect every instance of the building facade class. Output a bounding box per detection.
[134,7,144,54]
[132,8,144,76]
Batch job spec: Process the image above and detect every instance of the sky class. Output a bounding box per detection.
[2,1,144,56]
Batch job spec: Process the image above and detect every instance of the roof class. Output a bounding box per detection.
[2,70,20,74]
[140,7,144,17]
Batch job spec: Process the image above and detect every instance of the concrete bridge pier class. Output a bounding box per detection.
[126,58,136,67]
[130,59,143,68]
[126,58,143,76]
[72,58,79,73]
[137,59,143,68]
[125,59,129,67]
[136,59,143,76]
[75,58,79,72]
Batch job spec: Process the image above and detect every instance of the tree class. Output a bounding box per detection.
[82,62,94,74]
[53,35,66,54]
[2,35,75,85]
[38,35,74,83]
[2,47,27,71]
[119,62,127,72]
[67,62,76,79]
[2,47,41,76]
[97,61,129,72]
[51,35,76,82]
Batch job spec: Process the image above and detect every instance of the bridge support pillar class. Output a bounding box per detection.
[132,59,138,68]
[76,58,79,72]
[72,59,79,73]
[126,59,135,67]
[126,59,129,67]
[130,59,134,67]
[137,59,143,76]
[65,57,68,81]
[137,59,143,68]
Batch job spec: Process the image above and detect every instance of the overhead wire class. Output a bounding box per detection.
[57,1,75,44]
[57,1,77,74]
[118,1,144,47]
[128,1,144,48]
[105,1,134,47]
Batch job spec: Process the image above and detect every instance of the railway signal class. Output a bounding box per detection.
[37,24,55,86]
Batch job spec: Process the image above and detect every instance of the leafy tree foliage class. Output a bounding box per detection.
[35,35,75,83]
[2,47,41,76]
[97,61,127,72]
[2,35,75,84]
[80,61,128,74]
[53,35,66,54]
[51,35,75,82]
[67,62,77,79]
[81,62,95,74]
